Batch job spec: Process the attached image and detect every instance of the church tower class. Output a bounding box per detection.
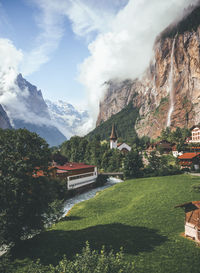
[110,124,118,149]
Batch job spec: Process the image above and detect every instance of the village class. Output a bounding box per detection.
[45,124,200,193]
[40,124,200,247]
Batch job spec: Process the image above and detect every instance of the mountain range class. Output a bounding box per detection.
[1,4,200,144]
[0,73,89,145]
[45,99,89,139]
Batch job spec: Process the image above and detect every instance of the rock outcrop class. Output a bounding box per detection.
[97,5,200,139]
[0,104,11,129]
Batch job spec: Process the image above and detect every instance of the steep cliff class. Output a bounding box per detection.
[0,104,11,129]
[97,5,200,139]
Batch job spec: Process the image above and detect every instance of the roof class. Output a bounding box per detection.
[57,169,68,174]
[178,153,200,159]
[56,162,96,171]
[110,124,117,140]
[175,201,200,209]
[191,125,200,131]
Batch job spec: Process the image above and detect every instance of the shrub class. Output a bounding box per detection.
[95,174,108,187]
[13,242,135,273]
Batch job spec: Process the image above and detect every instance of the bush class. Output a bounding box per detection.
[13,242,135,273]
[95,174,108,187]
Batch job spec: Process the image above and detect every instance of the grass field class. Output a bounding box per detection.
[12,175,200,273]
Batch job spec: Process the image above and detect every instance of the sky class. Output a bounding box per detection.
[0,0,199,131]
[0,0,128,108]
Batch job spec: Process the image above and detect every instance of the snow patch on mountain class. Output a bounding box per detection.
[45,99,90,138]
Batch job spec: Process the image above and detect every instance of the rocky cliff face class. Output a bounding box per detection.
[0,105,11,129]
[97,5,200,139]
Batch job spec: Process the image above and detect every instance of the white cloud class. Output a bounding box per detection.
[1,0,199,135]
[21,0,65,75]
[21,0,124,76]
[78,0,199,127]
[0,38,55,127]
[22,0,199,133]
[0,39,23,93]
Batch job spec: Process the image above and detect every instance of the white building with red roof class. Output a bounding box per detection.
[178,153,200,170]
[55,162,97,190]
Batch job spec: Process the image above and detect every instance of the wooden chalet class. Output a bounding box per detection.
[178,153,200,170]
[146,140,172,154]
[175,201,200,242]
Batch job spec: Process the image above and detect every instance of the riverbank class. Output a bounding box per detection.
[63,177,123,216]
[8,175,200,272]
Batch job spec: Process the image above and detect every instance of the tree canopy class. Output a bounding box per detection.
[0,129,63,246]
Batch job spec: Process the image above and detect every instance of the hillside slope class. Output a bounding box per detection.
[86,103,138,143]
[11,175,200,273]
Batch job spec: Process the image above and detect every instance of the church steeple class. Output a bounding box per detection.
[110,124,118,149]
[110,124,117,140]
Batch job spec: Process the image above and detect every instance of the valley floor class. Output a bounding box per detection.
[12,174,200,273]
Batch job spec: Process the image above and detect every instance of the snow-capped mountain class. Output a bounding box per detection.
[0,73,66,146]
[45,100,90,138]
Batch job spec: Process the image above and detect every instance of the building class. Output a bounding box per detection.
[189,126,200,143]
[110,124,131,153]
[146,140,173,155]
[56,162,98,190]
[110,124,118,149]
[175,201,200,242]
[178,153,200,170]
[172,145,183,158]
[34,163,98,190]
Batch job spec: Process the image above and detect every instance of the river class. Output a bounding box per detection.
[0,177,123,257]
[63,177,123,216]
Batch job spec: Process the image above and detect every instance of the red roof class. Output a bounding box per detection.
[57,169,68,174]
[178,153,200,160]
[56,162,96,171]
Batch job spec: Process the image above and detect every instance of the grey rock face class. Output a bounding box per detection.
[0,105,12,129]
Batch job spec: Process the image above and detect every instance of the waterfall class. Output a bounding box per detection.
[166,36,176,127]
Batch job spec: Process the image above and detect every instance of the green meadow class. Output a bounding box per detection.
[12,175,200,273]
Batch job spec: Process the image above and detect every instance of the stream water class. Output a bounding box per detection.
[0,177,123,257]
[63,177,123,216]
